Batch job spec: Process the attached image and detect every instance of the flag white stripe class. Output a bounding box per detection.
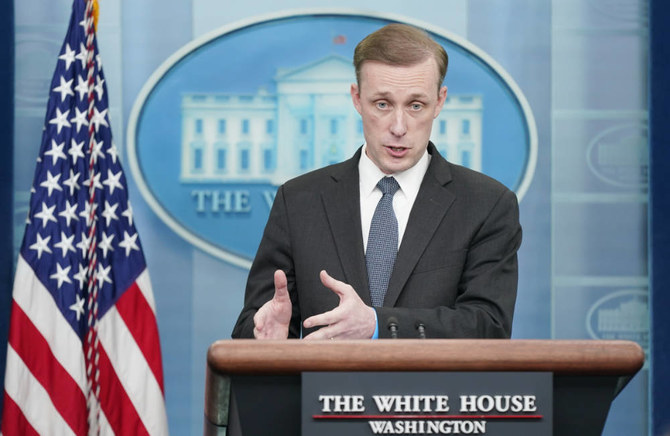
[13,255,87,392]
[4,345,76,436]
[135,269,156,314]
[98,306,169,436]
[99,408,115,436]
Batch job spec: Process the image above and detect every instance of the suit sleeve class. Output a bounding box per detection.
[375,188,521,339]
[231,185,302,339]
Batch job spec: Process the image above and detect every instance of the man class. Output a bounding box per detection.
[231,23,521,340]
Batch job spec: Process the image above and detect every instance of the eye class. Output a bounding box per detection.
[376,101,388,110]
[411,103,423,111]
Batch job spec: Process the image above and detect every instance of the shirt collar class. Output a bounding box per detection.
[358,143,431,198]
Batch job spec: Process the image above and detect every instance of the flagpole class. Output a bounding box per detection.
[83,0,101,433]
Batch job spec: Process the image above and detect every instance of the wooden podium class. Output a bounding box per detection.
[204,340,644,435]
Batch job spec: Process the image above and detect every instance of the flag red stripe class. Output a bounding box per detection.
[96,341,150,436]
[7,301,88,435]
[115,281,165,393]
[1,392,41,436]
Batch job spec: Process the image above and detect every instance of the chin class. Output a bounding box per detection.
[383,162,410,174]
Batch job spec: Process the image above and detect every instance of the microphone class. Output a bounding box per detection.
[416,322,426,339]
[387,317,399,339]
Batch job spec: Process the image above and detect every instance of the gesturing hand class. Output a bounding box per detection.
[253,270,292,340]
[302,270,376,340]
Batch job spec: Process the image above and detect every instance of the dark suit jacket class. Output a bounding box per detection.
[231,143,522,339]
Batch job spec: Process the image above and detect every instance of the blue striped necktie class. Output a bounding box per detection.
[366,176,401,307]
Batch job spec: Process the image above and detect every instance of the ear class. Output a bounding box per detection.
[351,83,362,115]
[434,86,448,118]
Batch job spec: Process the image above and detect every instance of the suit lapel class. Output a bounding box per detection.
[384,145,455,307]
[320,148,371,304]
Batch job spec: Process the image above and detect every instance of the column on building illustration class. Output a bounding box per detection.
[213,118,228,175]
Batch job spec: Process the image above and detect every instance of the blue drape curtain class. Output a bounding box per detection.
[0,0,14,420]
[650,0,670,434]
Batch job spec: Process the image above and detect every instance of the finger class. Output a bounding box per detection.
[273,270,289,301]
[303,329,334,341]
[319,270,350,298]
[253,312,265,337]
[253,309,265,331]
[303,322,342,340]
[303,307,340,329]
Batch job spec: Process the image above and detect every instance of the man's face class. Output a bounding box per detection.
[351,57,448,174]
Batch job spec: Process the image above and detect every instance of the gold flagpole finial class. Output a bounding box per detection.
[93,0,99,31]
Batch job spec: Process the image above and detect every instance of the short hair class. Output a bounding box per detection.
[353,23,449,91]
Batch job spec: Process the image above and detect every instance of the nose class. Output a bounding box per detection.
[389,109,407,137]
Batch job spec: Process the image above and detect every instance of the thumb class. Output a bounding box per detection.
[273,270,289,301]
[319,270,348,299]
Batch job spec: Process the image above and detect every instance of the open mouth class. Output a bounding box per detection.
[385,145,409,156]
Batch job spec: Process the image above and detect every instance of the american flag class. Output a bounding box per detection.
[1,0,168,434]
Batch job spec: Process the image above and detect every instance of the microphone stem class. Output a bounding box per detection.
[417,323,426,339]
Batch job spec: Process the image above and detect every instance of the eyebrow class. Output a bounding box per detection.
[369,91,430,101]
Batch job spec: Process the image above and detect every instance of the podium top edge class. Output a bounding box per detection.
[206,339,645,376]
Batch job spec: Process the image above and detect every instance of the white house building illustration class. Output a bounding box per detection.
[180,54,483,184]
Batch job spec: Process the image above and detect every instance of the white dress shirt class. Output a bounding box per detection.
[358,144,432,252]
